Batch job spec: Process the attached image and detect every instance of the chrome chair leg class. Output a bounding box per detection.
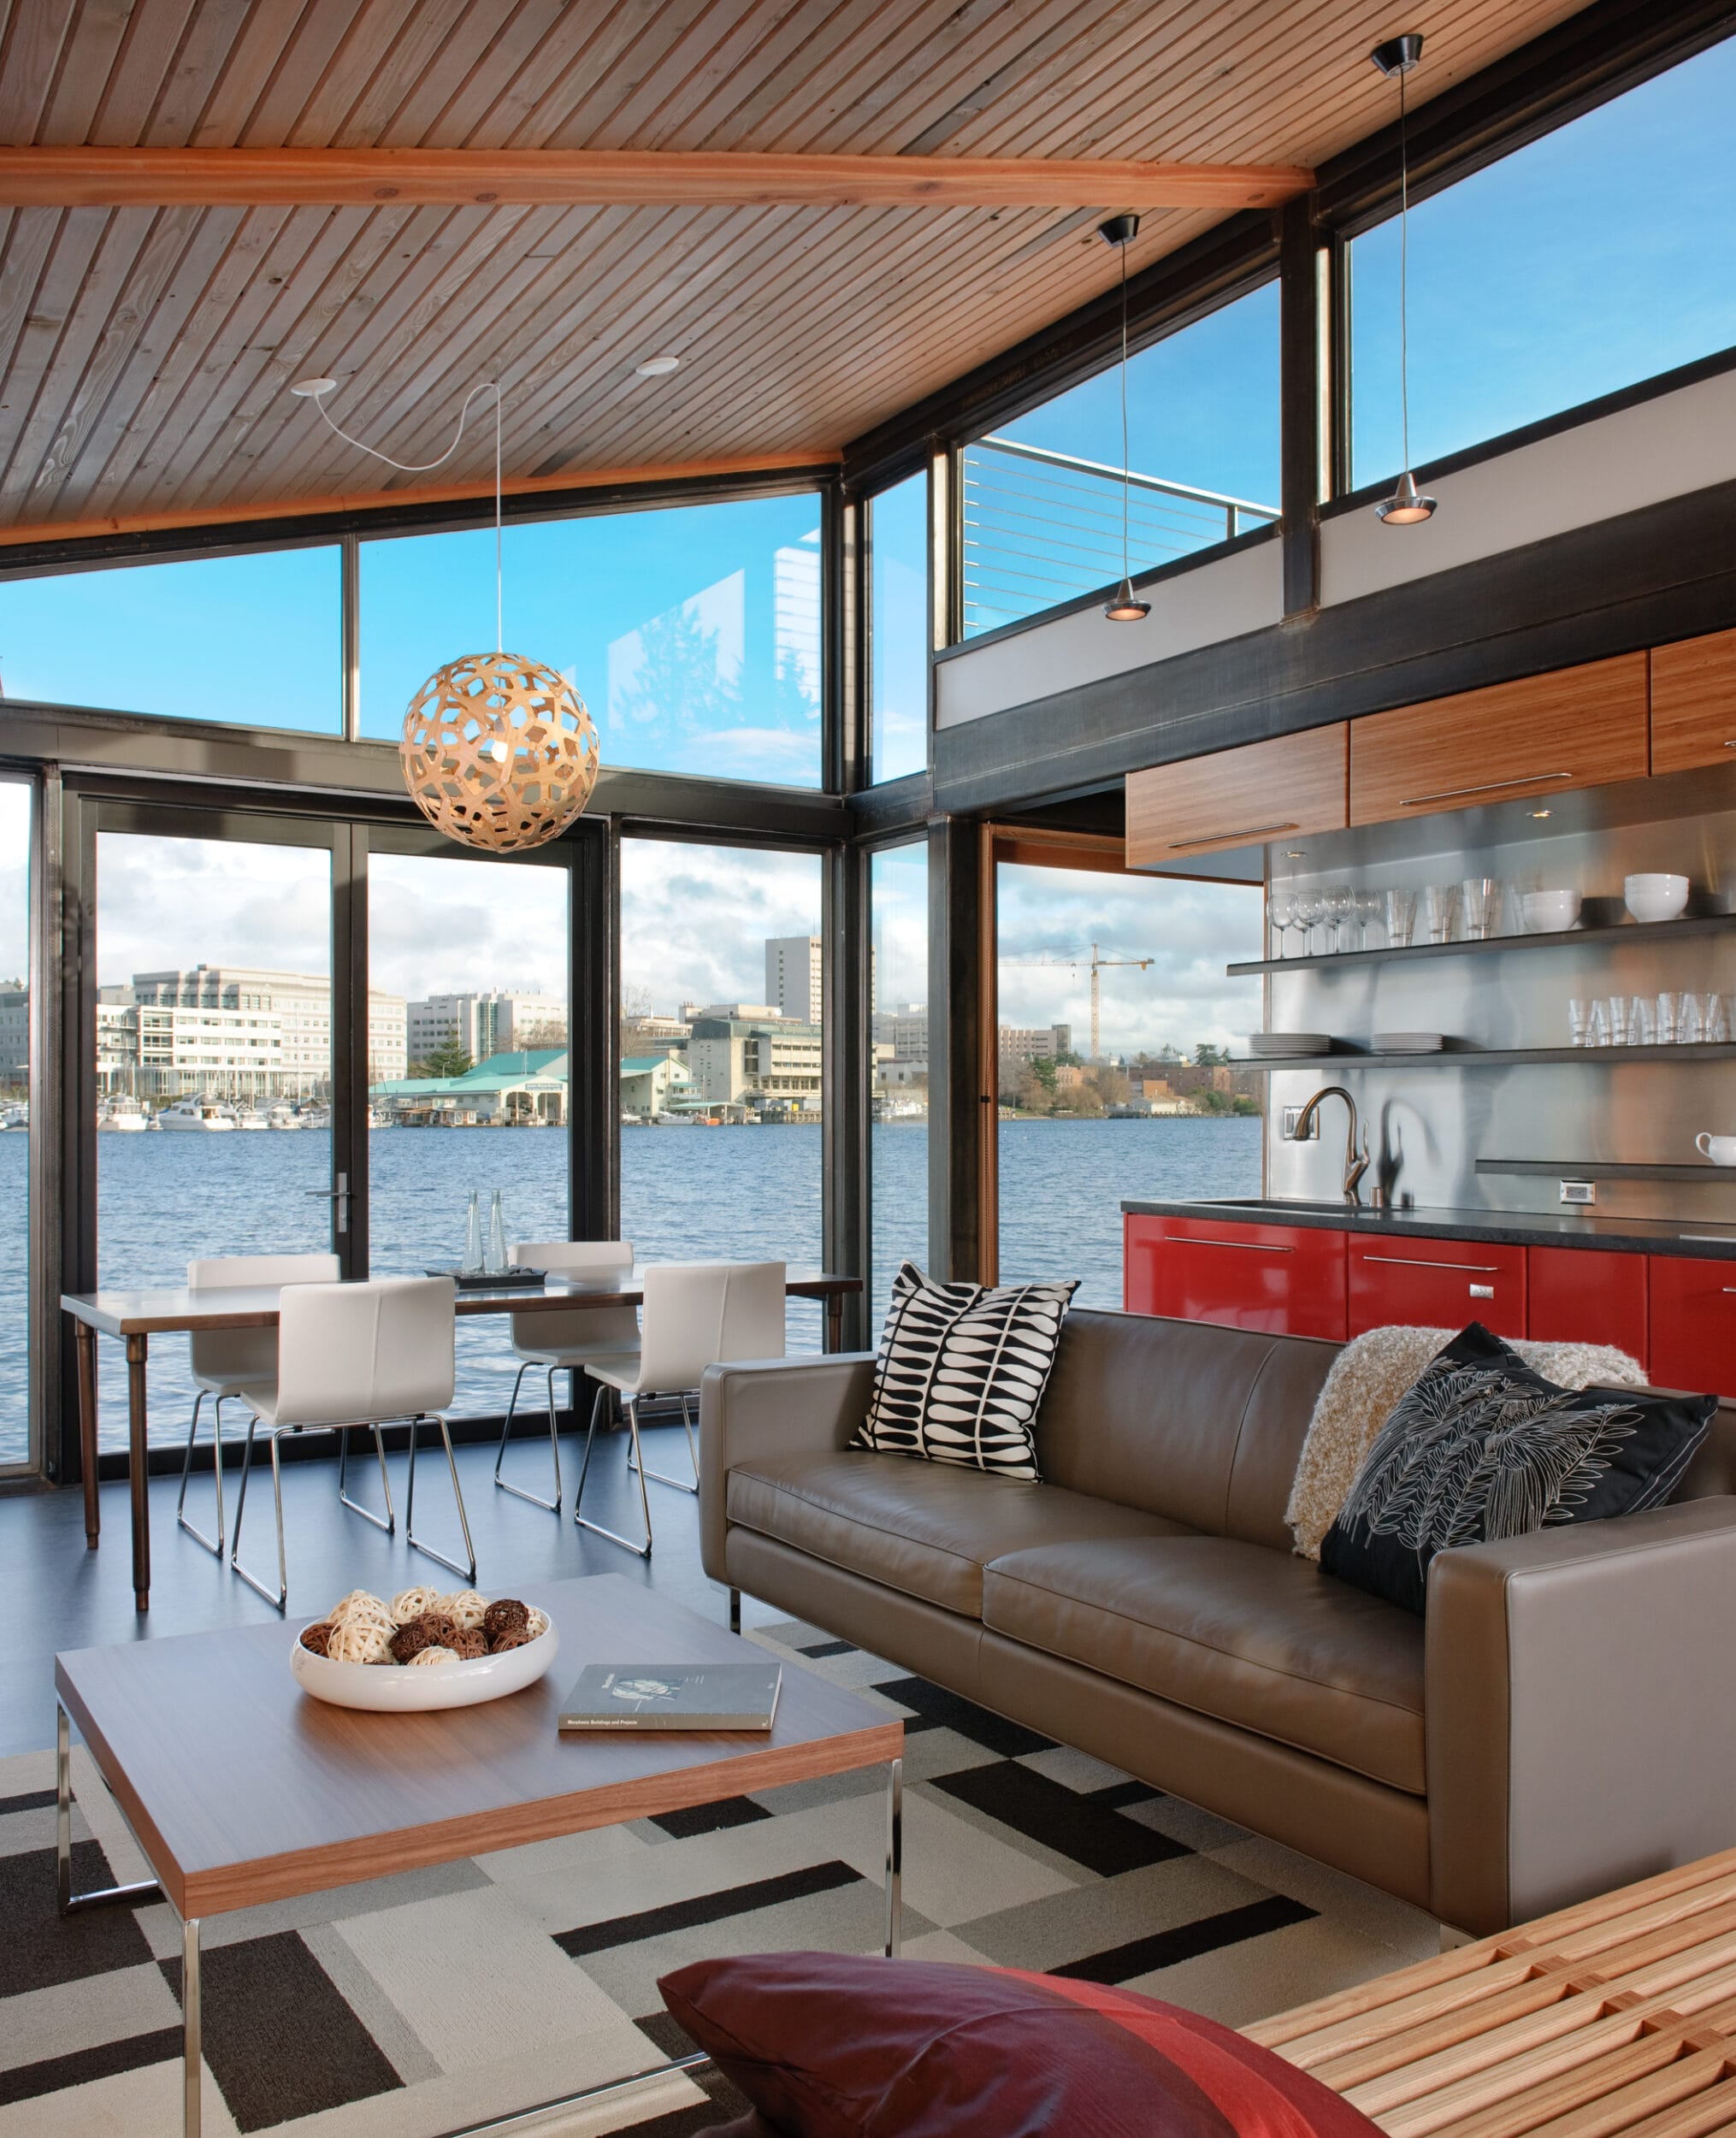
[635,1388,700,1493]
[492,1359,563,1514]
[175,1389,228,1557]
[574,1385,652,1557]
[338,1421,395,1533]
[406,1413,477,1583]
[230,1415,290,1612]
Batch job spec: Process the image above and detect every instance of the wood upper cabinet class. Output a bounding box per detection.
[1650,629,1736,773]
[1126,723,1348,866]
[1348,654,1649,827]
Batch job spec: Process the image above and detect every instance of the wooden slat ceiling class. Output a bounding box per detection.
[0,0,1588,540]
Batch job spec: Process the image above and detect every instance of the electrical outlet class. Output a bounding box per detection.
[1283,1106,1317,1141]
[1559,1180,1597,1206]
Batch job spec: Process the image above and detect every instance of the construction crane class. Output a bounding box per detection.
[998,941,1155,1062]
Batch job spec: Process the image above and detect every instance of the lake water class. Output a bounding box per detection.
[0,1114,1261,1462]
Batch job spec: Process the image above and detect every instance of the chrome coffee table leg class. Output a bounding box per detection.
[55,1699,162,1916]
[184,1914,202,2138]
[884,1757,903,1958]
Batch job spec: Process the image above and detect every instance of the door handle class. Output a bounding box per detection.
[1468,1283,1495,1298]
[1361,1254,1502,1272]
[306,1170,350,1235]
[1400,771,1574,807]
[1182,1238,1294,1253]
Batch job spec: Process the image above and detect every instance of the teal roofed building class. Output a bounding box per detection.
[369,1048,568,1126]
[620,1054,696,1119]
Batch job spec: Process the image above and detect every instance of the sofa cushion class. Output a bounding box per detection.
[726,1450,1194,1618]
[982,1536,1426,1793]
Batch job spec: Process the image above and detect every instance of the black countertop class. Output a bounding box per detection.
[1119,1197,1736,1261]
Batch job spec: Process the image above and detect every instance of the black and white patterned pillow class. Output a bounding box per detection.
[852,1261,1078,1479]
[1322,1321,1715,1616]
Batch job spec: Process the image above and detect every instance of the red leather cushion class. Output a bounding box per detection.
[659,1952,1380,2138]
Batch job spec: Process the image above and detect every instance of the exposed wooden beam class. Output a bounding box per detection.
[0,452,838,553]
[0,146,1314,212]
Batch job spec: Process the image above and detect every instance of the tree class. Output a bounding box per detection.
[1194,1042,1228,1066]
[414,1041,473,1079]
[514,1015,568,1051]
[1013,1063,1053,1113]
[1095,1067,1131,1107]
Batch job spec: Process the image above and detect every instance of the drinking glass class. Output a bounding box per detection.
[1461,877,1503,941]
[1354,888,1385,949]
[1656,991,1679,1043]
[1705,995,1730,1044]
[1385,888,1420,948]
[1604,995,1632,1045]
[1627,996,1656,1046]
[1588,999,1611,1047]
[1424,883,1460,944]
[1267,890,1297,959]
[1677,992,1706,1044]
[1325,883,1355,953]
[1296,889,1328,957]
[1568,997,1592,1048]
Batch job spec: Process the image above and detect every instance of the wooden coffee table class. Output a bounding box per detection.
[55,1574,904,2138]
[1247,1847,1736,2136]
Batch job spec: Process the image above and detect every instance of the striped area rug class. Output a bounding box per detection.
[0,1619,1436,2136]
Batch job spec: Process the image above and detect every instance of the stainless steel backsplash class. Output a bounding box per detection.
[1263,797,1736,1219]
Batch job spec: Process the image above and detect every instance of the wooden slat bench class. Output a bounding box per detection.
[1246,1850,1736,2138]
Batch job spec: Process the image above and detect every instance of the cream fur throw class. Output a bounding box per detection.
[1285,1325,1650,1561]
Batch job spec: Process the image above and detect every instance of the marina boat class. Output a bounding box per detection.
[0,1102,26,1131]
[97,1096,149,1132]
[297,1104,332,1131]
[266,1103,301,1130]
[233,1104,269,1130]
[156,1096,236,1132]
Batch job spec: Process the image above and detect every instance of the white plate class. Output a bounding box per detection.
[291,1618,560,1712]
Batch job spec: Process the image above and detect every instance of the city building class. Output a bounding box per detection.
[996,1023,1073,1074]
[109,966,407,1093]
[369,1048,567,1126]
[765,936,824,1025]
[405,990,564,1067]
[872,1003,929,1060]
[619,1054,696,1116]
[687,1015,824,1109]
[0,981,26,1084]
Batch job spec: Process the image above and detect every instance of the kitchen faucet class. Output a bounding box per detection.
[1294,1085,1371,1207]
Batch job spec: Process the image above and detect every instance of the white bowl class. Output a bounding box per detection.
[1625,873,1690,924]
[1520,889,1580,932]
[291,1618,559,1712]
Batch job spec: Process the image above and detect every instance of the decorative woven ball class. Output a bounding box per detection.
[491,1627,533,1653]
[299,1621,333,1657]
[390,1586,445,1626]
[483,1598,530,1640]
[389,1619,438,1664]
[449,1628,489,1660]
[439,1590,491,1632]
[410,1645,458,1667]
[400,651,599,853]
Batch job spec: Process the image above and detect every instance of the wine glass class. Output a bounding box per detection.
[1267,890,1297,959]
[1295,890,1326,957]
[1354,888,1385,949]
[1325,883,1355,954]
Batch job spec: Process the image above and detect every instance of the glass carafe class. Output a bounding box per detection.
[462,1190,484,1275]
[485,1189,508,1274]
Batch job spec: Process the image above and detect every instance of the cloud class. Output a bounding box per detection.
[622,841,821,1013]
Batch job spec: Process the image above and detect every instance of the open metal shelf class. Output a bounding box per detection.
[1476,1158,1736,1184]
[1227,912,1736,977]
[1234,1043,1736,1070]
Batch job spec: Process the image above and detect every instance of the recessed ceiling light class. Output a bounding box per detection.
[289,376,337,398]
[634,355,680,377]
[1529,808,1553,819]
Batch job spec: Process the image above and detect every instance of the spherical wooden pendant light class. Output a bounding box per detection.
[400,651,600,853]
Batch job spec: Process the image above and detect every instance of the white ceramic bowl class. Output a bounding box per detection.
[291,1617,559,1712]
[1520,889,1580,932]
[1625,872,1690,924]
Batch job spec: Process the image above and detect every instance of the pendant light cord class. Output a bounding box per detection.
[1397,64,1412,473]
[305,377,506,648]
[1119,236,1132,582]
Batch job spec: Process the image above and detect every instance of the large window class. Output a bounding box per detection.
[961,282,1280,637]
[618,837,824,1349]
[0,547,341,729]
[93,829,336,1450]
[1349,36,1736,487]
[870,842,928,1330]
[868,474,929,783]
[361,494,824,786]
[0,783,28,1469]
[368,846,570,1418]
[995,860,1264,1307]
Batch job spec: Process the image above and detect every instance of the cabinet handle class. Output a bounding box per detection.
[1166,822,1299,852]
[1468,1283,1495,1298]
[1400,771,1574,808]
[1180,1238,1295,1253]
[1361,1254,1503,1272]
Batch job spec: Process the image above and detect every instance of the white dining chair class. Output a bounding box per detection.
[230,1276,474,1611]
[494,1239,640,1514]
[573,1261,785,1557]
[177,1252,341,1560]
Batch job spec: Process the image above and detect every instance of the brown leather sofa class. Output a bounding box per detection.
[700,1308,1736,1938]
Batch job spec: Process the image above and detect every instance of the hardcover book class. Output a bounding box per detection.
[558,1663,783,1733]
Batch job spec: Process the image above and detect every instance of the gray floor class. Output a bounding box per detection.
[0,1417,747,1757]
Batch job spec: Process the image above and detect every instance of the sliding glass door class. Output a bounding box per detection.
[0,781,31,1472]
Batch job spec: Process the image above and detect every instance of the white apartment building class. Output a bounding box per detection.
[98,998,283,1096]
[0,981,27,1084]
[405,990,564,1065]
[101,966,407,1094]
[997,1022,1074,1073]
[765,936,824,1025]
[688,1016,823,1107]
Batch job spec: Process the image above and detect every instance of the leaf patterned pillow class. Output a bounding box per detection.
[852,1261,1078,1479]
[1321,1321,1715,1615]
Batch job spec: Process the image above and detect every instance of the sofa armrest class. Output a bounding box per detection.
[1426,1497,1736,1937]
[698,1354,877,1584]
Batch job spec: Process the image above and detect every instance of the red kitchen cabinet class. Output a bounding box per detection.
[1348,1237,1526,1338]
[1124,1214,1347,1340]
[1648,1257,1736,1398]
[1526,1247,1648,1367]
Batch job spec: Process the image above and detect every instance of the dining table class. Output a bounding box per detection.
[60,1267,863,1610]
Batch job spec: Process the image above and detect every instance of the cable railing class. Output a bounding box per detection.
[961,435,1279,636]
